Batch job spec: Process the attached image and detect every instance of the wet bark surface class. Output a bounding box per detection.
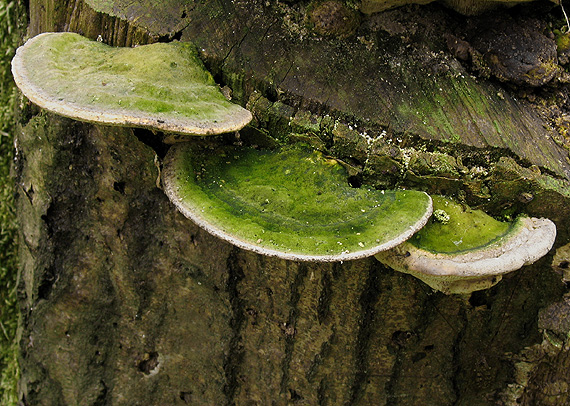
[15,0,570,405]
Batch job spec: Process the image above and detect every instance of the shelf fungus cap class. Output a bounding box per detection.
[375,196,557,294]
[162,143,433,262]
[11,32,252,141]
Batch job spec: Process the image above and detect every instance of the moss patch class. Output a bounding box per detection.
[409,195,510,253]
[0,1,23,404]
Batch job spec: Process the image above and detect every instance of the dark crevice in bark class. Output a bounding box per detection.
[450,307,468,406]
[36,204,57,303]
[223,248,246,406]
[132,128,169,159]
[280,262,309,396]
[317,269,332,324]
[348,266,381,405]
[138,351,159,374]
[276,62,295,90]
[221,28,250,70]
[306,331,334,384]
[490,275,523,345]
[37,265,57,300]
[93,380,109,406]
[317,377,327,406]
[157,26,185,42]
[417,280,462,334]
[31,122,92,307]
[383,278,441,405]
[385,349,404,406]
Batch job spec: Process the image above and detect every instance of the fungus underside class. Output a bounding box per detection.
[163,144,432,261]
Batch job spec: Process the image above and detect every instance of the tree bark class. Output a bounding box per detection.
[16,1,570,405]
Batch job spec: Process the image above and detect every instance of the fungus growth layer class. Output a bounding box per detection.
[162,144,433,261]
[11,32,251,137]
[376,196,557,294]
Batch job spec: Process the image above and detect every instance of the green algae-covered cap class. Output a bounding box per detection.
[162,143,433,262]
[11,32,252,139]
[375,196,557,294]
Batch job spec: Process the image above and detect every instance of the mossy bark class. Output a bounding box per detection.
[16,1,570,405]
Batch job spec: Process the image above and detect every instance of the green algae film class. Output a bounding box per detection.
[163,144,432,261]
[409,195,511,254]
[11,32,251,135]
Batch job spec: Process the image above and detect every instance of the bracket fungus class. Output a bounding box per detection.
[162,143,433,261]
[11,32,252,140]
[375,196,557,294]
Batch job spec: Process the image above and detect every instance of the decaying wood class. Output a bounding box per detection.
[16,1,570,405]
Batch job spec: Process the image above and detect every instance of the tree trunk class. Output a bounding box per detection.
[16,1,570,405]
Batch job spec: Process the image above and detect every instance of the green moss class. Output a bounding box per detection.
[407,150,463,177]
[410,195,510,253]
[556,32,570,53]
[524,62,560,84]
[290,110,322,135]
[395,75,469,144]
[0,1,23,404]
[165,144,432,259]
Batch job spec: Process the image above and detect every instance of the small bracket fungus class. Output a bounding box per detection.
[162,143,433,261]
[11,32,252,140]
[375,196,557,294]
